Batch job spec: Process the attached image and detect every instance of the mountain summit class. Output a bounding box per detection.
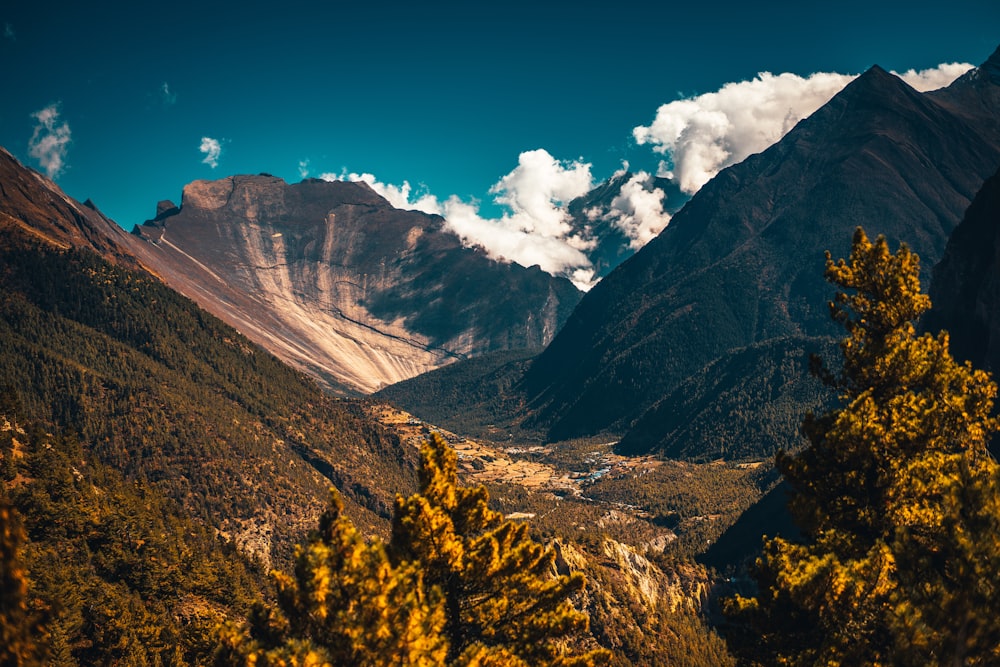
[380,48,1000,458]
[127,174,582,393]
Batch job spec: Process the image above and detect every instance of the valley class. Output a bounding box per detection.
[2,39,999,666]
[371,402,771,560]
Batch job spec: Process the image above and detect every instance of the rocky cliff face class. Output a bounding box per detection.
[129,175,581,393]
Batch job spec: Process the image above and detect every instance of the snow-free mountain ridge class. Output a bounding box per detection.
[127,174,583,394]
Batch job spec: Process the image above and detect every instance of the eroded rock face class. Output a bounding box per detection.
[129,175,581,393]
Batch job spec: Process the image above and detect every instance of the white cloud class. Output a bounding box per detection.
[441,195,595,289]
[28,103,71,179]
[634,71,854,193]
[319,170,444,215]
[605,172,671,249]
[199,136,222,168]
[634,62,972,195]
[298,159,310,179]
[161,82,177,105]
[440,150,598,289]
[894,62,972,92]
[487,149,594,239]
[318,150,599,289]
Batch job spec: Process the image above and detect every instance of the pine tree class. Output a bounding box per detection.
[215,490,447,667]
[217,434,609,666]
[390,433,609,666]
[0,502,48,667]
[725,228,1000,665]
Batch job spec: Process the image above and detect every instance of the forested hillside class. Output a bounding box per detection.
[0,172,736,665]
[0,220,420,560]
[1,420,262,664]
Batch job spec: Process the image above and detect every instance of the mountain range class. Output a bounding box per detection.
[4,41,1000,666]
[383,46,1000,462]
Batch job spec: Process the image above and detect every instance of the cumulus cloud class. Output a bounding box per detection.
[298,159,310,179]
[486,149,594,240]
[441,196,595,289]
[439,150,598,288]
[199,136,222,168]
[894,62,972,92]
[605,172,671,249]
[28,103,71,179]
[319,150,600,289]
[634,71,854,193]
[634,62,972,195]
[319,170,444,215]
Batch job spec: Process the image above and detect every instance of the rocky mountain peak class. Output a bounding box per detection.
[0,148,137,264]
[126,174,581,393]
[516,44,1000,445]
[956,43,1000,86]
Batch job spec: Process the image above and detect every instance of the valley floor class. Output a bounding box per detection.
[371,403,773,561]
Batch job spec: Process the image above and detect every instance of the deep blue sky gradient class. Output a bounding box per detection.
[2,0,999,228]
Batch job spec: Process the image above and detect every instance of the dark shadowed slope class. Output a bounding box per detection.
[927,164,1000,371]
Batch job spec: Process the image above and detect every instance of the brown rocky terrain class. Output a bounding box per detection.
[127,175,581,393]
[0,147,136,261]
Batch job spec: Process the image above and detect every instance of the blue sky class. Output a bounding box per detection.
[2,1,999,285]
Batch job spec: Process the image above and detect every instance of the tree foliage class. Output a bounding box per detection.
[725,228,1000,665]
[0,502,48,666]
[215,489,446,667]
[0,241,418,563]
[390,434,607,666]
[219,434,609,666]
[1,417,261,666]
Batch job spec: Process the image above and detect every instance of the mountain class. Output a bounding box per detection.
[0,152,422,560]
[927,164,1000,372]
[517,48,1000,447]
[0,147,137,262]
[0,149,437,660]
[127,175,582,394]
[380,47,1000,460]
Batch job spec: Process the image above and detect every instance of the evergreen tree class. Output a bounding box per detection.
[0,502,48,667]
[390,434,608,666]
[725,228,1000,665]
[218,434,608,666]
[215,490,447,667]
